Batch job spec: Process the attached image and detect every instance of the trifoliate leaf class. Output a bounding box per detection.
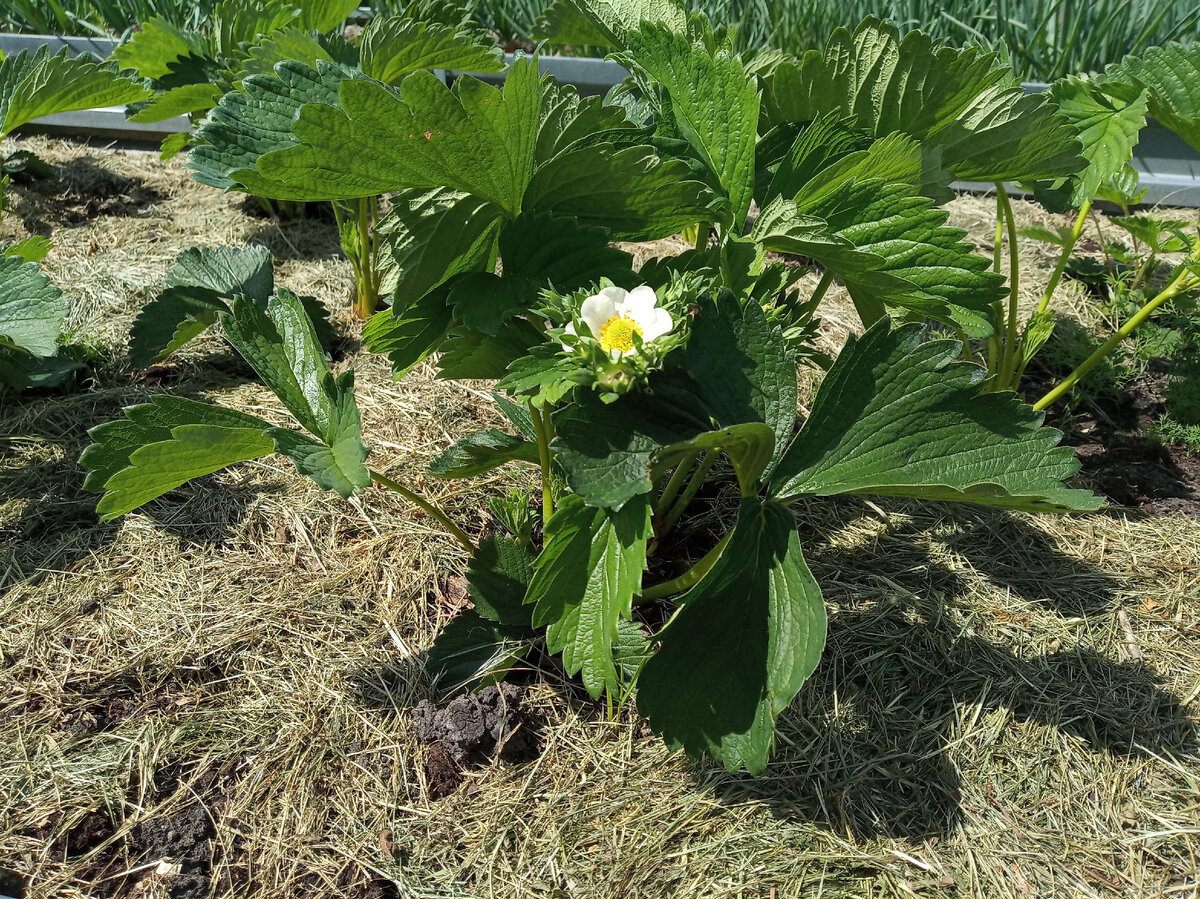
[0,254,69,358]
[523,143,713,241]
[466,534,536,625]
[376,188,503,303]
[1114,42,1200,153]
[769,319,1102,512]
[552,382,711,509]
[684,291,796,469]
[763,18,1083,185]
[428,428,540,478]
[637,496,826,773]
[360,13,503,84]
[362,288,453,379]
[535,81,635,165]
[1038,76,1148,208]
[615,22,759,229]
[254,59,543,210]
[527,493,651,697]
[425,608,534,693]
[0,46,150,140]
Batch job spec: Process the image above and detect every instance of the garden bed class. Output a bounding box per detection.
[2,135,1199,898]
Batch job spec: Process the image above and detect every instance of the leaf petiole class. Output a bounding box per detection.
[369,468,475,552]
[635,528,733,604]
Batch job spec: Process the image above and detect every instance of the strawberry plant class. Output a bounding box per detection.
[0,46,148,391]
[84,0,1103,773]
[116,0,505,318]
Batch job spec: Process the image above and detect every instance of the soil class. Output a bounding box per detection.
[1029,362,1200,516]
[411,683,532,798]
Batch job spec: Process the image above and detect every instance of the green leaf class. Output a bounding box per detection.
[533,0,613,47]
[528,494,651,698]
[425,608,534,693]
[265,377,370,498]
[191,60,353,197]
[637,497,826,773]
[128,286,225,368]
[0,253,69,357]
[360,13,503,84]
[684,292,796,466]
[129,245,275,366]
[437,322,542,380]
[555,0,688,46]
[428,428,540,477]
[523,143,713,241]
[81,395,273,492]
[362,288,453,379]
[166,244,274,299]
[238,28,335,79]
[1114,42,1200,154]
[769,319,1102,512]
[255,59,543,210]
[219,289,338,437]
[0,346,84,393]
[1039,76,1148,208]
[292,0,361,33]
[112,17,207,80]
[534,81,635,166]
[4,236,51,264]
[159,131,191,161]
[94,424,276,520]
[0,46,151,139]
[467,534,536,625]
[753,185,1004,337]
[762,18,1083,185]
[127,83,225,123]
[615,22,759,228]
[552,382,711,509]
[377,188,503,304]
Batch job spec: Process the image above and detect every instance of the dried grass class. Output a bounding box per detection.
[1,136,1199,899]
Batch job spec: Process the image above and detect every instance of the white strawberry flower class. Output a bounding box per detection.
[564,285,674,359]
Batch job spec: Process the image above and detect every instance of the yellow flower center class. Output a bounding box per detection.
[598,315,642,354]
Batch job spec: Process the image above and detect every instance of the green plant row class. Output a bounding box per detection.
[3,0,1198,83]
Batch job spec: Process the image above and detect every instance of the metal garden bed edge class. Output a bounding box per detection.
[3,32,1199,207]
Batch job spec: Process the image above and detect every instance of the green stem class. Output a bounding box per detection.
[987,200,1006,376]
[659,449,717,539]
[694,222,711,251]
[655,450,699,519]
[1130,251,1157,293]
[352,195,375,320]
[996,183,1022,390]
[369,469,474,552]
[1034,269,1199,411]
[529,403,555,521]
[810,268,835,308]
[636,529,733,604]
[1036,201,1091,317]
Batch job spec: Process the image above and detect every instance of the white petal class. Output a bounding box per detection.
[639,307,674,342]
[622,285,658,320]
[579,293,618,337]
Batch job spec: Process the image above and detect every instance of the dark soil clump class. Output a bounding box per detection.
[411,683,532,798]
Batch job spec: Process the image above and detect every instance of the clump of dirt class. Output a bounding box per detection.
[411,683,531,798]
[132,805,215,899]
